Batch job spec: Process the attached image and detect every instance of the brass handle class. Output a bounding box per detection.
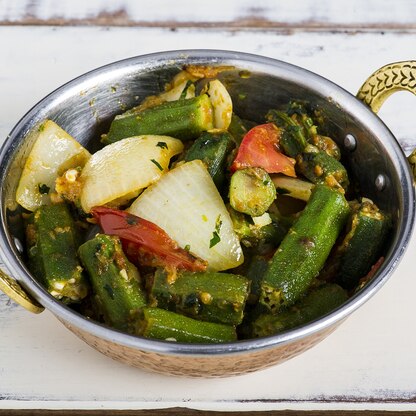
[357,61,416,177]
[0,269,44,314]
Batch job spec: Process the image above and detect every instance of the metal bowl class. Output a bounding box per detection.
[0,50,414,377]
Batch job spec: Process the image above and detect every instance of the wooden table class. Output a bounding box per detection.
[1,1,416,414]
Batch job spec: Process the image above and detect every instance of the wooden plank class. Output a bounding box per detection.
[1,26,416,412]
[2,411,416,416]
[0,411,416,416]
[1,0,416,29]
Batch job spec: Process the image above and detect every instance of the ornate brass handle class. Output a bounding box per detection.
[0,268,44,313]
[357,61,416,177]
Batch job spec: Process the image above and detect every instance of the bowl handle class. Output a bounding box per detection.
[0,269,44,313]
[357,61,416,178]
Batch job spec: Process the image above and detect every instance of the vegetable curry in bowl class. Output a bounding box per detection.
[15,65,389,344]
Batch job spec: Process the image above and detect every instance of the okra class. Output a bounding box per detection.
[267,106,347,189]
[185,131,235,188]
[268,103,341,160]
[237,255,272,339]
[310,135,341,160]
[229,167,276,217]
[228,207,289,249]
[149,268,250,325]
[297,145,349,190]
[136,307,237,343]
[253,284,348,337]
[335,200,389,290]
[246,255,269,304]
[78,234,146,331]
[25,203,88,303]
[260,184,350,313]
[266,110,307,158]
[103,94,214,144]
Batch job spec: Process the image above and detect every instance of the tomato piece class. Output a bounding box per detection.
[91,206,207,272]
[231,123,296,177]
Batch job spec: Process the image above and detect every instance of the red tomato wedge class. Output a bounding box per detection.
[231,123,296,177]
[91,206,207,272]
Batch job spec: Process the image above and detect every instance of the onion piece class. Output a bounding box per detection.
[128,160,244,271]
[80,135,183,213]
[160,80,195,102]
[205,80,233,130]
[272,175,314,201]
[16,120,91,211]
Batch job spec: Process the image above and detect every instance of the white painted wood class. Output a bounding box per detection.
[0,26,416,411]
[1,0,416,27]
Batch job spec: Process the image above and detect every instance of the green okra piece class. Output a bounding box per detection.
[228,207,289,249]
[286,101,341,160]
[260,184,350,313]
[266,110,308,158]
[309,134,341,160]
[149,269,250,326]
[237,255,274,339]
[267,105,346,189]
[246,255,269,304]
[334,199,390,290]
[297,145,349,190]
[103,94,214,144]
[185,131,235,188]
[25,203,88,303]
[269,102,341,160]
[136,307,237,343]
[253,284,348,337]
[229,167,276,217]
[78,234,146,331]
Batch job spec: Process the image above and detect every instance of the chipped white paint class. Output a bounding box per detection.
[0,15,416,413]
[1,0,416,27]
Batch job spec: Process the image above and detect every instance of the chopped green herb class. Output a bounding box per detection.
[150,159,164,171]
[156,141,168,150]
[238,93,247,100]
[38,184,50,194]
[184,244,191,252]
[210,231,221,248]
[209,215,222,248]
[38,123,45,132]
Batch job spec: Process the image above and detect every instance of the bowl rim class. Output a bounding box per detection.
[0,49,414,356]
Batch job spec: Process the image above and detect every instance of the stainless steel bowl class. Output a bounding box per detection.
[0,50,415,377]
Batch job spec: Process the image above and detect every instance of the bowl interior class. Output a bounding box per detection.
[0,50,414,355]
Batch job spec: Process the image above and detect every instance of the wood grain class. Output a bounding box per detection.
[1,410,416,416]
[3,411,416,416]
[1,0,416,30]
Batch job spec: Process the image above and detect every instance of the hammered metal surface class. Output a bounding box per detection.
[63,319,339,377]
